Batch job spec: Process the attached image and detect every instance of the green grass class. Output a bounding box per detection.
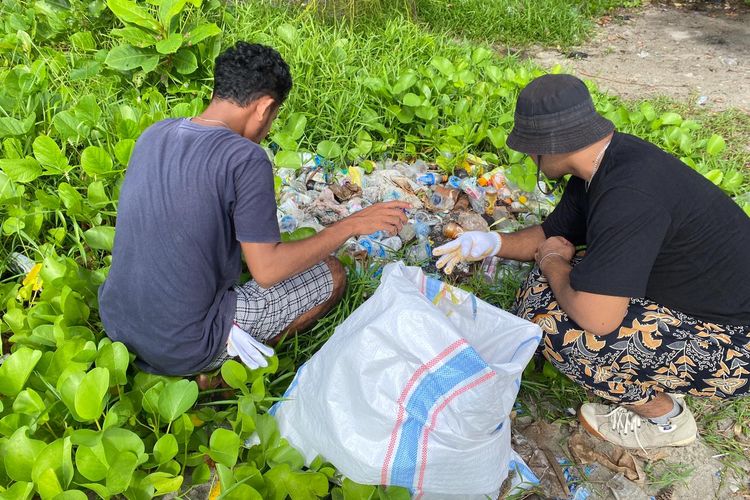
[643,96,750,192]
[399,0,635,48]
[689,397,750,477]
[287,0,640,48]
[645,461,694,491]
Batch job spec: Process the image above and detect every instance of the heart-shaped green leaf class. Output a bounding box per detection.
[0,347,42,396]
[153,434,178,465]
[221,360,248,390]
[0,158,42,183]
[173,48,198,74]
[274,151,302,169]
[33,135,68,173]
[4,426,46,481]
[83,226,116,251]
[706,134,726,157]
[316,140,342,159]
[74,368,109,421]
[208,428,241,468]
[81,146,113,176]
[106,450,138,494]
[158,379,198,423]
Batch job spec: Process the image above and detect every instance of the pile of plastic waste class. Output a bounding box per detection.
[274,153,556,280]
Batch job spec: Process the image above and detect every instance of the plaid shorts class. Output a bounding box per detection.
[201,260,334,372]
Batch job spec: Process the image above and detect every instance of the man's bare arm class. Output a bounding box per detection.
[497,225,546,261]
[537,237,630,335]
[241,201,409,288]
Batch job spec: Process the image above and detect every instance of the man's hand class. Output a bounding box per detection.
[535,236,575,273]
[241,201,409,288]
[338,201,410,237]
[433,231,502,275]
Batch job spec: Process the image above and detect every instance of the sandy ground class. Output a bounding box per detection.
[525,2,750,113]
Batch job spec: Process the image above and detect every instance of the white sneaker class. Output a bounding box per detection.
[578,403,697,451]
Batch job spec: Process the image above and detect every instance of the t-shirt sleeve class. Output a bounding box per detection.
[570,187,671,298]
[541,178,587,246]
[232,156,280,243]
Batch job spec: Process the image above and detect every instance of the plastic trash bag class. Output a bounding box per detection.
[272,262,541,498]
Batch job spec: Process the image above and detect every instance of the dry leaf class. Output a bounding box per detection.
[568,430,645,483]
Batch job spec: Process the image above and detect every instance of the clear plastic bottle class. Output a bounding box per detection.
[357,237,386,258]
[416,172,445,186]
[459,177,486,213]
[408,236,431,263]
[413,221,431,238]
[7,252,35,274]
[446,176,462,189]
[279,215,297,233]
[380,236,403,252]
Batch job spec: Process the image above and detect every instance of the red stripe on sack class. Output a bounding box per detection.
[380,338,468,485]
[414,371,497,497]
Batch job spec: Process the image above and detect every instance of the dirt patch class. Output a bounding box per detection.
[524,2,750,113]
[511,415,749,499]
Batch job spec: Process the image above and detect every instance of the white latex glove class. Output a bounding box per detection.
[432,231,502,275]
[226,323,274,370]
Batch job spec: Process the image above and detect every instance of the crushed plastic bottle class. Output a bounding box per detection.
[481,256,500,281]
[279,215,297,233]
[368,230,388,241]
[407,235,431,263]
[459,177,486,214]
[398,223,416,243]
[380,236,403,252]
[7,252,35,274]
[412,210,441,227]
[346,198,364,214]
[446,175,462,189]
[413,221,431,238]
[357,237,386,258]
[428,186,458,211]
[358,235,403,258]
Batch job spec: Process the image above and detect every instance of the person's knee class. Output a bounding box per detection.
[323,255,346,300]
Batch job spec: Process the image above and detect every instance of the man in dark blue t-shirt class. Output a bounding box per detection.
[434,74,750,451]
[99,42,409,379]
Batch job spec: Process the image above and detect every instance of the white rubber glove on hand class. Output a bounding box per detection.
[226,323,274,370]
[432,231,502,275]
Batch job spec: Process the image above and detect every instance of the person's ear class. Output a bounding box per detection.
[255,95,277,122]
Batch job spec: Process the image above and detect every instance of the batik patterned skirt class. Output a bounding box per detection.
[512,262,750,405]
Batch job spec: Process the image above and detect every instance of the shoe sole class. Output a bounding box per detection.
[577,408,698,448]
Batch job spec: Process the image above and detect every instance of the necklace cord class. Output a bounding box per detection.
[192,116,231,129]
[585,140,611,191]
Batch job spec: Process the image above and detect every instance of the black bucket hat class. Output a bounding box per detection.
[506,74,615,155]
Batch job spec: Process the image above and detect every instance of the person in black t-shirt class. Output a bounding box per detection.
[433,74,750,450]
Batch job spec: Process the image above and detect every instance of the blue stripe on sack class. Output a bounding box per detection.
[425,276,442,301]
[269,362,306,416]
[510,335,542,361]
[389,347,489,488]
[509,458,540,485]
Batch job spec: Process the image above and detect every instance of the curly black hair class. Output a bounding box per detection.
[212,42,292,106]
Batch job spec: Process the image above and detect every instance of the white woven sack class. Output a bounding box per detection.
[273,262,541,497]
